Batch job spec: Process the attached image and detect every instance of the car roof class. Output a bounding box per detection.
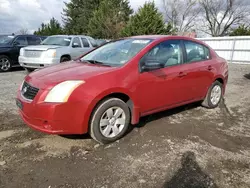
[49,35,93,38]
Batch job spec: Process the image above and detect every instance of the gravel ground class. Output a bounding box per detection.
[0,64,250,188]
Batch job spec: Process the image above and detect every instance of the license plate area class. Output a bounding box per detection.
[16,99,23,110]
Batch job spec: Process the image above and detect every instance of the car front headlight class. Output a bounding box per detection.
[46,49,57,58]
[44,80,85,103]
[20,48,24,56]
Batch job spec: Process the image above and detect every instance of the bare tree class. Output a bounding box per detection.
[162,0,201,33]
[199,0,250,36]
[15,28,29,35]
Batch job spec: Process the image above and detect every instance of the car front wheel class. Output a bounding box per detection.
[89,98,131,144]
[202,81,223,108]
[0,55,12,72]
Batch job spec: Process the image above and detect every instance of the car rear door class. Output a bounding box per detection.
[81,37,92,54]
[182,40,214,100]
[137,40,191,114]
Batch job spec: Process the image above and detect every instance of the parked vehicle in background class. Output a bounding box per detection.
[0,35,43,72]
[96,39,110,46]
[19,35,97,72]
[40,36,48,41]
[16,35,228,144]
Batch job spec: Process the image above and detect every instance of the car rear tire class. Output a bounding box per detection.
[60,56,70,62]
[202,81,223,109]
[0,55,12,72]
[89,98,131,144]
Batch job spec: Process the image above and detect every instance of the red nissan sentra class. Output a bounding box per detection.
[16,35,228,144]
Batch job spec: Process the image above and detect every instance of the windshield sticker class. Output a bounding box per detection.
[7,36,14,38]
[132,40,150,44]
[64,38,71,41]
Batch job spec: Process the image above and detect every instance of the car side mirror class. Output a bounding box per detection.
[142,60,163,72]
[72,43,80,48]
[13,41,20,46]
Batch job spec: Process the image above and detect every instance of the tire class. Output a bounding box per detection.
[25,68,35,73]
[0,55,12,72]
[60,56,70,62]
[202,81,223,109]
[89,98,131,144]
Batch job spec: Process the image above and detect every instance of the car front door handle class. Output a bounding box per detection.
[178,72,187,77]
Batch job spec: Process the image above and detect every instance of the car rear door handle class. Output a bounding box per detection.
[178,72,187,77]
[208,65,213,71]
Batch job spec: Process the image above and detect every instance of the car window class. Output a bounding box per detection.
[72,37,82,48]
[184,41,210,63]
[88,38,98,47]
[141,40,183,68]
[27,36,41,45]
[81,38,90,48]
[14,36,28,45]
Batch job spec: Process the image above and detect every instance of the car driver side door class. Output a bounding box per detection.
[137,40,189,115]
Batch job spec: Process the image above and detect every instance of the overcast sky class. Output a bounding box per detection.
[0,0,161,34]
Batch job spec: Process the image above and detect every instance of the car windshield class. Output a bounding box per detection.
[81,39,152,66]
[0,35,14,45]
[41,36,72,46]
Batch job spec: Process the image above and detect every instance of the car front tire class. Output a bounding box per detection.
[0,55,12,72]
[202,81,223,109]
[89,98,131,144]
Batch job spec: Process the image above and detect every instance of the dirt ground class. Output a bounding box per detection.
[0,64,250,188]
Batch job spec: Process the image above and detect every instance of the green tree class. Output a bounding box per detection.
[230,25,250,36]
[88,0,133,39]
[34,18,63,35]
[62,0,101,35]
[121,2,172,37]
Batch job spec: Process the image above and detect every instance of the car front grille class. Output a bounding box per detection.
[24,50,43,58]
[21,81,39,100]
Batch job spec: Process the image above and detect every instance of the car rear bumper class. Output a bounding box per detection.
[16,91,88,135]
[19,56,60,69]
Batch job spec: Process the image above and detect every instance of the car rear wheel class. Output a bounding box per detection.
[89,98,130,144]
[0,55,12,72]
[202,81,223,108]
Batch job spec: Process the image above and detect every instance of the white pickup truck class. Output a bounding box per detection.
[19,35,97,72]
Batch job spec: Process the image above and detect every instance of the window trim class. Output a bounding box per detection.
[139,39,185,73]
[182,39,211,64]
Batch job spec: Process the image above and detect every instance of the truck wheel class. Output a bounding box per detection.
[0,55,12,72]
[60,56,70,62]
[89,98,131,144]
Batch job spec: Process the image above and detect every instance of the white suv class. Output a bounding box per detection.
[19,35,97,71]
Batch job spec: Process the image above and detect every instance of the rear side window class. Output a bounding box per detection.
[81,38,90,48]
[88,38,98,47]
[184,41,210,63]
[27,36,41,45]
[14,36,28,45]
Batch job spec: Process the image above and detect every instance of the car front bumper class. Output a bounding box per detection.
[16,89,88,135]
[19,56,60,69]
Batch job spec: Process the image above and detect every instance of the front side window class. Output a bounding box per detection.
[141,40,183,68]
[41,36,72,46]
[184,41,210,63]
[14,36,28,45]
[81,39,152,66]
[72,37,82,48]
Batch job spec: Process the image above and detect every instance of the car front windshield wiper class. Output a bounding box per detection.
[82,59,111,67]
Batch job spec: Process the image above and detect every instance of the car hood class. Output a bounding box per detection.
[26,62,117,89]
[23,45,63,51]
[0,44,11,49]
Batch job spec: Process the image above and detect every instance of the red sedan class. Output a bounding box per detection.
[16,35,228,144]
